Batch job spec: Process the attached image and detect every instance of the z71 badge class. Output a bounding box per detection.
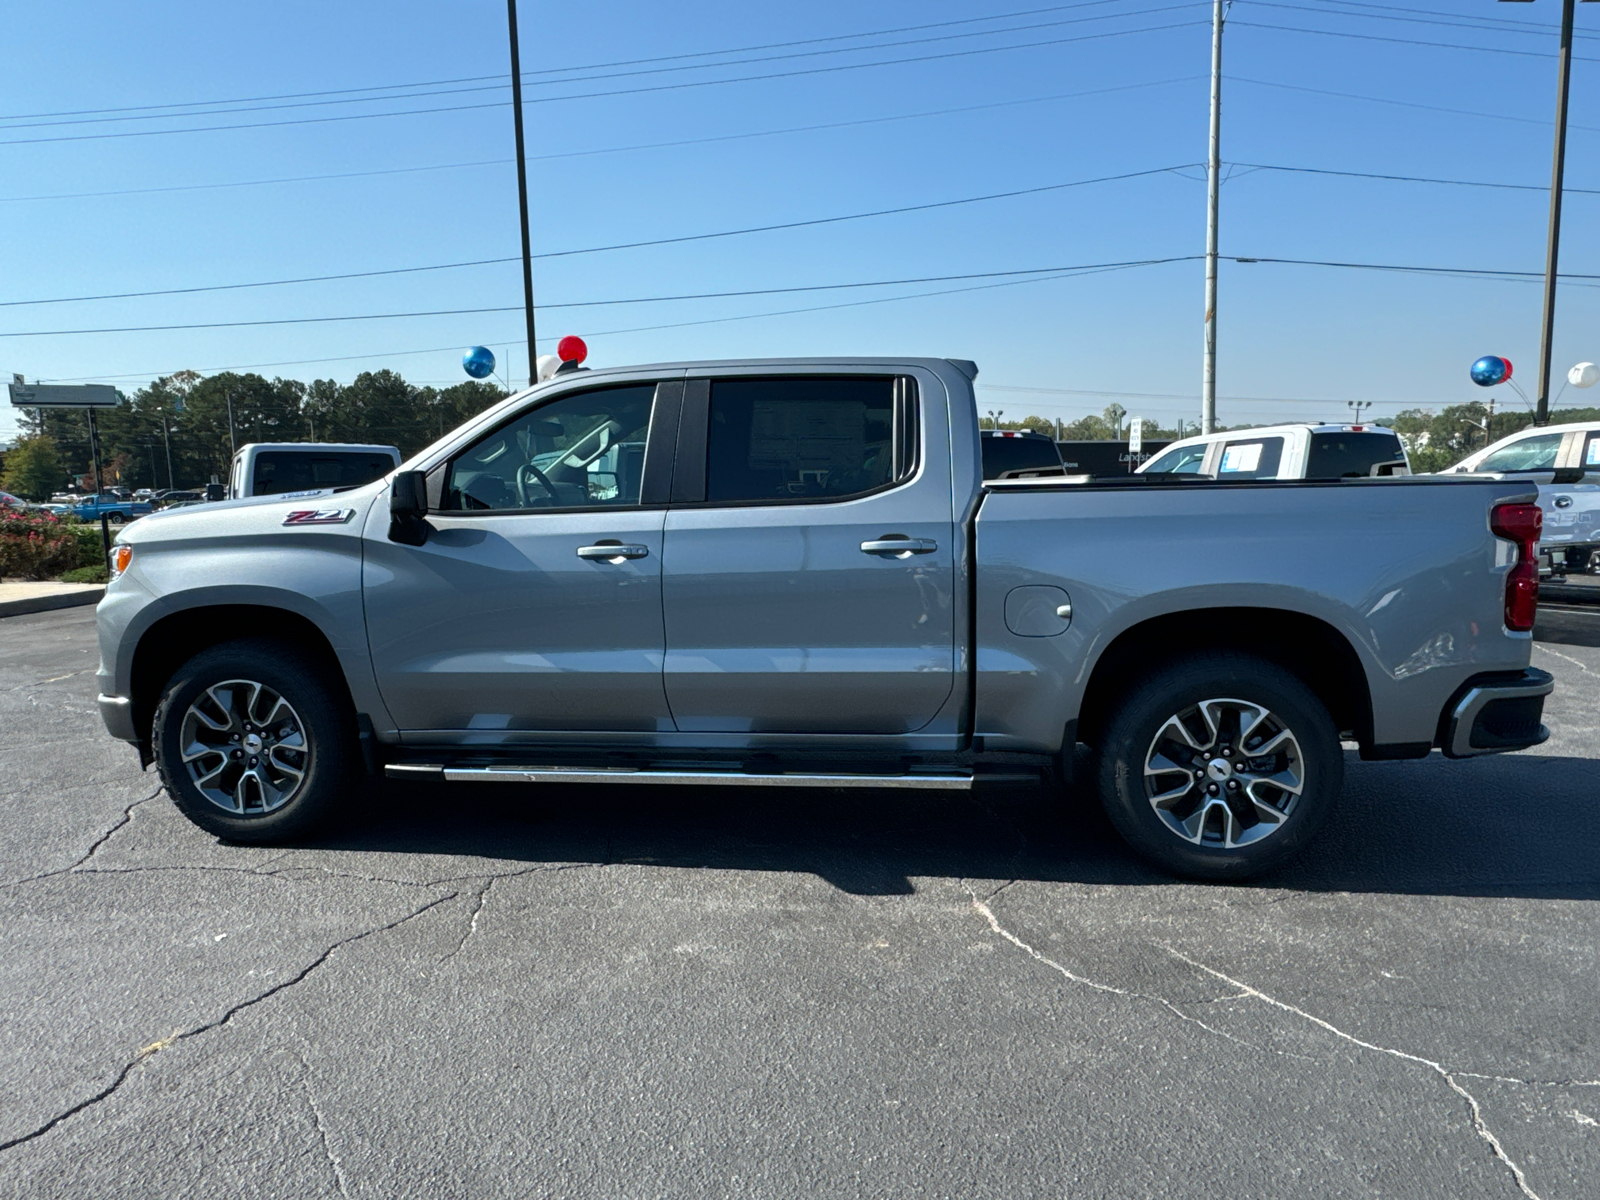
[282,508,356,526]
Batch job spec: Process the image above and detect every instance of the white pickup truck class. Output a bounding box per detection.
[1446,420,1600,579]
[1139,423,1410,481]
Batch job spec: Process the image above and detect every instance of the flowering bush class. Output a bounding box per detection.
[0,509,82,580]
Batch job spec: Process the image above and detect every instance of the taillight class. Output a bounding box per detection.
[1490,502,1542,632]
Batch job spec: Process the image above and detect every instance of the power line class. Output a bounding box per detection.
[1230,75,1600,136]
[1,4,1197,132]
[26,258,1192,385]
[1248,0,1590,42]
[0,0,1132,122]
[1231,161,1600,195]
[0,77,1202,205]
[1230,18,1600,64]
[0,19,1207,147]
[0,165,1199,308]
[0,257,1205,338]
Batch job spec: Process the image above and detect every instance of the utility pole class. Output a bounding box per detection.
[1201,0,1226,434]
[507,0,538,384]
[225,389,237,461]
[1531,0,1587,427]
[161,413,175,490]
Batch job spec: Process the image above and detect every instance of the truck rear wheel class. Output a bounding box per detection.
[153,638,355,842]
[1093,652,1343,881]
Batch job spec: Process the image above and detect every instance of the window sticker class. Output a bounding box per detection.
[1220,443,1264,473]
[1587,438,1600,466]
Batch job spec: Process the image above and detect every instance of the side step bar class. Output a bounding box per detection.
[385,764,1028,790]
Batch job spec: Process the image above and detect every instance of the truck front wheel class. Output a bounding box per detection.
[153,638,355,842]
[1094,652,1343,881]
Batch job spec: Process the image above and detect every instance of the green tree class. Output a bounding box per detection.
[0,435,66,500]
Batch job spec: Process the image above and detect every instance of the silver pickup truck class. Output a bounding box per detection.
[95,357,1553,880]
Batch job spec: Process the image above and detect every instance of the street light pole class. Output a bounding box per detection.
[507,0,538,384]
[1201,0,1226,435]
[1533,0,1580,427]
[161,413,175,490]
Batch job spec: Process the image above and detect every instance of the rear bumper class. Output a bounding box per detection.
[1439,668,1553,759]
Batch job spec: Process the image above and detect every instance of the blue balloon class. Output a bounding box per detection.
[1470,355,1508,387]
[462,346,496,379]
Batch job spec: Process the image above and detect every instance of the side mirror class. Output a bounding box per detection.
[204,483,225,502]
[389,470,430,546]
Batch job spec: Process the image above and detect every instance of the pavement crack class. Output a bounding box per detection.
[441,877,494,963]
[1163,945,1545,1200]
[1534,644,1593,674]
[0,892,455,1155]
[300,1053,352,1198]
[962,882,1317,1063]
[1,786,163,888]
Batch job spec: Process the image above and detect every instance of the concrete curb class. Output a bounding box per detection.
[0,587,105,619]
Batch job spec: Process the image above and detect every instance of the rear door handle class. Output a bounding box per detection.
[860,538,938,557]
[576,542,649,561]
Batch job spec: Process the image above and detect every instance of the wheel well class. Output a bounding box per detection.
[129,605,349,745]
[1075,608,1373,749]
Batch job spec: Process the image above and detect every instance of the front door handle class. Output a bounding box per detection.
[576,542,649,562]
[860,537,938,557]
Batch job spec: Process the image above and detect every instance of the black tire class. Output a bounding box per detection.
[106,512,125,526]
[1093,652,1343,881]
[153,638,356,842]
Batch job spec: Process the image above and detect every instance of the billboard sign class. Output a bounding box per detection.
[8,376,121,408]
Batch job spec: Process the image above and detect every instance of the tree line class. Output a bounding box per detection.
[4,369,507,498]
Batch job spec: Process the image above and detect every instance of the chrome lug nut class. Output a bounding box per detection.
[248,757,258,767]
[1208,783,1219,795]
[231,750,242,760]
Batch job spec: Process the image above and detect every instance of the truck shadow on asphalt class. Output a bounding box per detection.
[289,750,1600,900]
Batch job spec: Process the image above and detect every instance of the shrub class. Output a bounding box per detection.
[0,509,81,580]
[59,564,109,584]
[68,523,109,566]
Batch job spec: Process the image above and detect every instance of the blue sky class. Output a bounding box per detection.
[5,0,1600,444]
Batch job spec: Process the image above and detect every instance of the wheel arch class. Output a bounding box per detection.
[129,603,354,749]
[1075,607,1374,751]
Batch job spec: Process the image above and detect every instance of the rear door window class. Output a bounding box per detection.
[705,378,900,503]
[1582,431,1600,471]
[1217,437,1285,480]
[1304,431,1407,479]
[1473,432,1564,474]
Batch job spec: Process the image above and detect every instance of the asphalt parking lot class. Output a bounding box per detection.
[1,606,1596,1199]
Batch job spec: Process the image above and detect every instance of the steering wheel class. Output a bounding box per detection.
[515,462,559,508]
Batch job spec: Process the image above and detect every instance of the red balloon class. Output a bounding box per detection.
[1501,357,1513,381]
[557,335,588,364]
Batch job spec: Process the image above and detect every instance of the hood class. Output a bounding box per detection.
[121,478,388,545]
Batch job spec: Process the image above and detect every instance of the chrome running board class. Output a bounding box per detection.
[384,763,1017,790]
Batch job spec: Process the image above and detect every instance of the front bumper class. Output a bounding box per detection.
[98,692,137,742]
[1439,668,1554,759]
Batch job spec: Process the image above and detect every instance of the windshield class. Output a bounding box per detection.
[1471,432,1563,474]
[1142,443,1207,474]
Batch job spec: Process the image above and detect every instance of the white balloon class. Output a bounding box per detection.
[535,354,561,382]
[1568,362,1599,388]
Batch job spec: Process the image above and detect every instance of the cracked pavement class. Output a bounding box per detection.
[0,606,1596,1198]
